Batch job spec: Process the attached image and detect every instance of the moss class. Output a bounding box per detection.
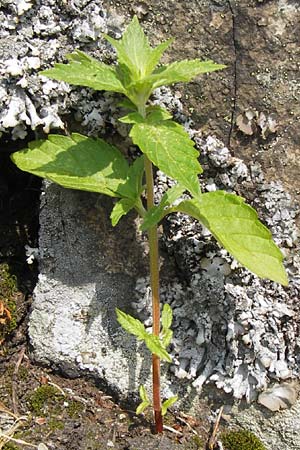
[48,418,65,431]
[0,264,19,340]
[191,434,204,448]
[66,400,85,418]
[3,444,20,450]
[221,430,266,450]
[27,385,64,415]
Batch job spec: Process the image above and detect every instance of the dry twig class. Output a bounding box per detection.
[207,406,223,450]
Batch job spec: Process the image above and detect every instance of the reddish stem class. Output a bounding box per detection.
[144,155,163,433]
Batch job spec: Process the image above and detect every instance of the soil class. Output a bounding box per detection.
[0,155,213,450]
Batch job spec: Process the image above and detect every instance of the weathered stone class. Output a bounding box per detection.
[2,1,300,449]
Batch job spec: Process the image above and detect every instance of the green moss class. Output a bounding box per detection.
[0,263,19,339]
[221,430,266,450]
[3,444,20,450]
[48,418,65,431]
[191,434,204,448]
[67,400,85,418]
[27,385,64,415]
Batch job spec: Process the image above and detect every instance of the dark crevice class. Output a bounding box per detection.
[227,0,238,151]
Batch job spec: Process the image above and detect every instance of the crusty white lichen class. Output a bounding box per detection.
[0,0,123,139]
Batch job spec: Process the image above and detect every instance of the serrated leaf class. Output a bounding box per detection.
[136,400,151,415]
[161,329,173,349]
[116,309,172,362]
[104,16,172,81]
[119,112,144,124]
[162,304,172,330]
[171,191,288,285]
[117,98,137,110]
[139,385,150,403]
[150,59,226,88]
[130,121,202,197]
[161,396,178,416]
[11,133,129,197]
[116,308,147,341]
[118,155,145,200]
[40,50,125,93]
[144,334,172,362]
[145,106,173,123]
[119,107,172,125]
[141,184,185,231]
[110,198,136,226]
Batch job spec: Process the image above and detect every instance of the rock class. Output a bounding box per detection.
[2,1,300,449]
[258,383,297,412]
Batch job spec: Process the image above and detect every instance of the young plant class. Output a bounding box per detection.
[11,16,288,433]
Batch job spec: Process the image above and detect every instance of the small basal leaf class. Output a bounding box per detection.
[11,133,129,198]
[136,400,151,415]
[150,59,226,88]
[110,198,136,226]
[161,396,178,416]
[141,184,185,230]
[130,121,202,198]
[144,334,172,362]
[40,50,125,93]
[161,304,173,348]
[161,329,173,349]
[116,309,172,362]
[116,309,147,341]
[171,191,288,285]
[161,303,172,330]
[139,385,150,403]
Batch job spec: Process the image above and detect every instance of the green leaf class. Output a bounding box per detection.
[11,133,129,198]
[118,155,145,200]
[116,309,172,362]
[144,334,172,362]
[150,59,226,88]
[136,400,151,415]
[161,396,178,416]
[110,198,136,226]
[40,50,125,93]
[130,121,202,197]
[162,304,172,330]
[119,112,144,124]
[145,106,173,123]
[119,106,172,125]
[116,308,147,341]
[141,184,185,231]
[171,191,288,285]
[161,304,173,348]
[139,385,150,403]
[117,98,137,110]
[161,329,173,349]
[104,16,172,81]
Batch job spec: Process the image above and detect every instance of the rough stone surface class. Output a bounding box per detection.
[2,0,300,449]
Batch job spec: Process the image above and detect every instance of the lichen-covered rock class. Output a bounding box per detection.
[2,1,300,449]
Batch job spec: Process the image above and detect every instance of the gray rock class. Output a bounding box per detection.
[3,0,300,448]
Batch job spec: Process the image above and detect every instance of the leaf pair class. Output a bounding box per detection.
[136,385,177,416]
[40,16,225,108]
[116,308,172,362]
